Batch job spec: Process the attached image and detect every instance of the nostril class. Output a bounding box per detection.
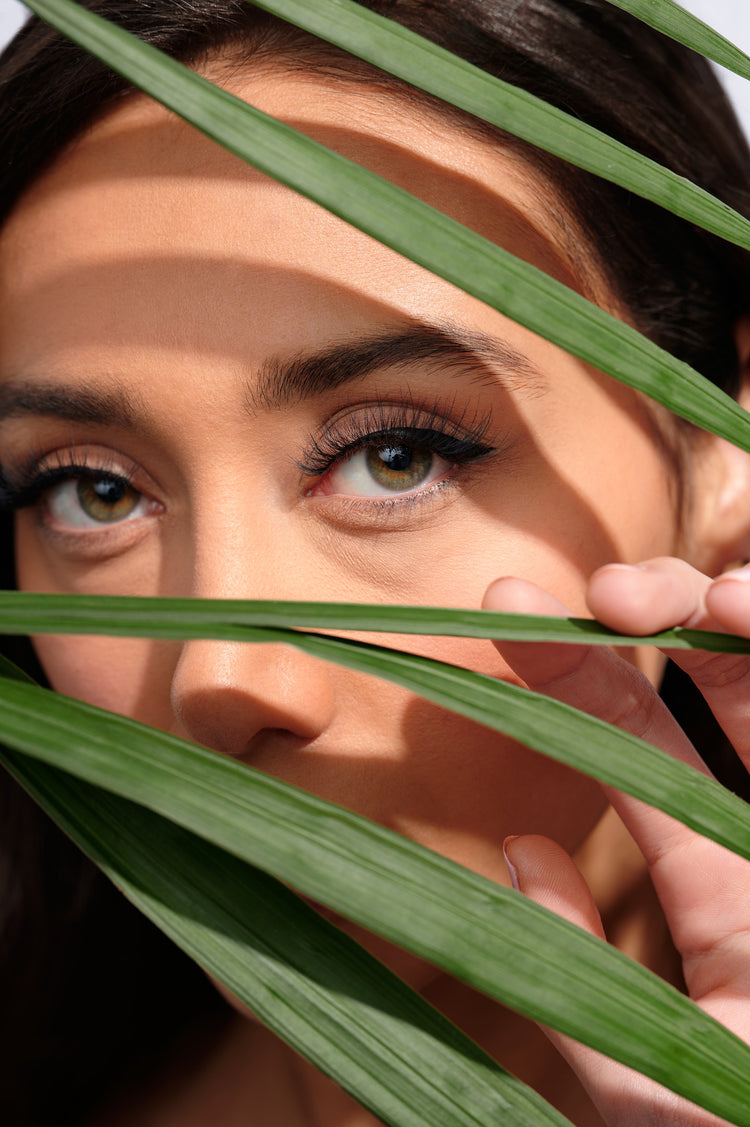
[169,640,335,757]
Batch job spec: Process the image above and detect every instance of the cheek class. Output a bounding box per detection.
[32,633,177,730]
[30,614,608,899]
[345,633,608,871]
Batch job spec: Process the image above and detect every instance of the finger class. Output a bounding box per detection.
[502,833,608,1095]
[484,576,750,996]
[588,558,750,770]
[707,564,750,637]
[503,833,605,938]
[587,556,709,635]
[483,574,708,782]
[504,835,724,1127]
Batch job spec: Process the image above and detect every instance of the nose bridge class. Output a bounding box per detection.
[168,512,336,757]
[187,499,290,602]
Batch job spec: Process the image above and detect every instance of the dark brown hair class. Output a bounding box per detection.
[1,2,750,1121]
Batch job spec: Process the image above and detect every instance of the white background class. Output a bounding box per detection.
[0,0,749,134]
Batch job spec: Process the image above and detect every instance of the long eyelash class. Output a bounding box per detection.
[299,398,496,476]
[0,450,136,513]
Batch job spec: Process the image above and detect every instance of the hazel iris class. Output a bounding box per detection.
[77,476,140,523]
[365,444,433,490]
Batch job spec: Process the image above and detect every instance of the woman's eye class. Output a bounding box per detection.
[326,441,449,497]
[46,474,150,529]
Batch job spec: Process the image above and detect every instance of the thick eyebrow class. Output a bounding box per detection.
[250,322,546,409]
[0,381,139,428]
[0,324,544,427]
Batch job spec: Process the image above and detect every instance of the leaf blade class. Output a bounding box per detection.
[2,592,750,859]
[605,0,750,81]
[249,0,750,250]
[2,680,750,1123]
[1,589,749,651]
[1,749,567,1127]
[23,0,750,451]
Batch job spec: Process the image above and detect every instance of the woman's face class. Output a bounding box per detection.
[0,64,689,936]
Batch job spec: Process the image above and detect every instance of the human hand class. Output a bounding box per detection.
[484,558,750,1127]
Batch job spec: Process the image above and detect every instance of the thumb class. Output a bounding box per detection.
[503,836,707,1126]
[503,835,641,1124]
[503,834,606,941]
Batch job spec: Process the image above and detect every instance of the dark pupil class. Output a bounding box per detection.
[376,444,412,471]
[93,477,127,504]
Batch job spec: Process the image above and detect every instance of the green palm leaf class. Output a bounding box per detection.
[23,0,750,452]
[1,749,564,1125]
[1,602,749,862]
[2,671,750,1124]
[1,589,749,652]
[247,0,750,249]
[606,0,750,79]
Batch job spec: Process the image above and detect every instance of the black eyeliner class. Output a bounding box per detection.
[299,399,496,477]
[0,460,135,513]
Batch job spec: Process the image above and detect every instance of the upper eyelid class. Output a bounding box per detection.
[0,452,142,512]
[299,399,497,474]
[302,425,493,470]
[4,441,135,479]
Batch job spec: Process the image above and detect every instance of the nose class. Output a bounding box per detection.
[170,636,337,757]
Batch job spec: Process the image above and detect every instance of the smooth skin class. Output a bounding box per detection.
[492,561,750,1126]
[2,59,750,1126]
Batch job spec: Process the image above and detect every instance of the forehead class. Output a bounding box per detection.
[0,64,607,380]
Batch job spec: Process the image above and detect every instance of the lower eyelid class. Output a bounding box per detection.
[306,474,463,533]
[17,503,159,564]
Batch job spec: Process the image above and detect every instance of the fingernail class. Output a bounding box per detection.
[503,835,520,891]
[716,562,750,583]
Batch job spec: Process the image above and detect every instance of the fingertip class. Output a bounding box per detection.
[502,833,568,895]
[502,834,605,938]
[482,576,569,617]
[706,567,750,633]
[587,559,700,634]
[483,581,581,680]
[587,563,652,632]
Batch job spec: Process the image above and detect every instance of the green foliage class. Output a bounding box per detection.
[19,0,750,451]
[606,0,750,78]
[3,596,750,860]
[3,665,750,1123]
